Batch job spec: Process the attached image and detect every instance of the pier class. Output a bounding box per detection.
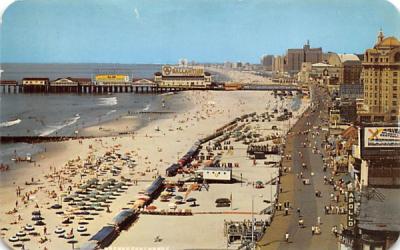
[0,82,189,94]
[0,81,302,94]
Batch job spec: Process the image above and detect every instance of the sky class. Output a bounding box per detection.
[0,0,399,64]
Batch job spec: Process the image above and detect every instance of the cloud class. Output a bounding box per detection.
[134,7,140,20]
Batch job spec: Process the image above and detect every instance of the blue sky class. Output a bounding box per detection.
[0,0,399,63]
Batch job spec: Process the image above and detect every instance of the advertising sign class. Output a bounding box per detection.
[347,191,355,228]
[162,66,204,76]
[364,127,400,148]
[95,74,129,82]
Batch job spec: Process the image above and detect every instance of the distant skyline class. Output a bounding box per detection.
[1,0,399,64]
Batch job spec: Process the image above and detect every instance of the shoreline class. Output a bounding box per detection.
[0,90,309,250]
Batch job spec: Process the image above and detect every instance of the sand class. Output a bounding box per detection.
[206,66,274,84]
[0,90,309,250]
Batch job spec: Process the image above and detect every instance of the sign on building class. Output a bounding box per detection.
[363,127,400,148]
[95,74,129,82]
[347,191,355,228]
[162,66,204,77]
[360,126,400,159]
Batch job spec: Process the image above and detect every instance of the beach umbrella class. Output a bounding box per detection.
[51,204,62,209]
[35,220,46,226]
[147,205,157,211]
[8,236,19,242]
[31,216,43,221]
[16,231,26,237]
[161,191,170,196]
[186,198,196,202]
[168,203,177,209]
[215,198,230,204]
[174,195,184,200]
[256,181,263,185]
[24,225,34,231]
[31,211,41,216]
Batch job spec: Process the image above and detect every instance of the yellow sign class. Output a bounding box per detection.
[162,66,204,77]
[95,74,129,82]
[365,127,400,148]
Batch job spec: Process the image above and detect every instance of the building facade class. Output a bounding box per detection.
[272,55,286,74]
[22,78,49,86]
[357,31,400,123]
[286,41,323,75]
[261,55,274,71]
[154,65,212,89]
[328,53,362,84]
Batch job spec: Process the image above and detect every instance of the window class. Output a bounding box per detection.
[393,101,397,106]
[394,72,398,77]
[393,94,398,99]
[394,86,398,91]
[394,79,398,84]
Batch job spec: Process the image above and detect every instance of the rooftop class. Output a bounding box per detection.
[312,62,333,67]
[376,36,400,48]
[338,54,360,62]
[357,188,400,232]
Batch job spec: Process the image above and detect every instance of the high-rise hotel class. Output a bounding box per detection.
[358,31,400,123]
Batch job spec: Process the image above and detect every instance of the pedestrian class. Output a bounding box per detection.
[317,216,321,225]
[285,207,289,216]
[44,226,47,235]
[285,232,289,242]
[311,226,315,235]
[297,207,301,216]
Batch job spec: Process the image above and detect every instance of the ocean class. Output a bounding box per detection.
[0,63,188,164]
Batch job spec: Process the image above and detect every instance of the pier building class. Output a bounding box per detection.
[154,65,212,89]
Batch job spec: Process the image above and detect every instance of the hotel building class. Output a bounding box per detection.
[286,41,323,75]
[357,31,400,123]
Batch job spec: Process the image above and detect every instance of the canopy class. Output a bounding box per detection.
[89,226,116,243]
[111,209,136,227]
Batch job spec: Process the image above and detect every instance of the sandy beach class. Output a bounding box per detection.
[0,90,309,250]
[206,66,274,84]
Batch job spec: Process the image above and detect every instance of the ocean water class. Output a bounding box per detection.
[0,63,162,81]
[0,63,189,164]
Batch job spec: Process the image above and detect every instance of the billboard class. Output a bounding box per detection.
[162,66,204,77]
[95,74,129,82]
[364,127,400,148]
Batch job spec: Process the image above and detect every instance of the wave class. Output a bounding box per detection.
[98,97,117,106]
[0,119,22,128]
[39,114,80,136]
[105,110,117,116]
[142,104,151,111]
[160,92,176,96]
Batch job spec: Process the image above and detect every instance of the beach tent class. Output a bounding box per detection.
[79,241,98,250]
[144,176,165,198]
[89,226,118,249]
[111,209,137,229]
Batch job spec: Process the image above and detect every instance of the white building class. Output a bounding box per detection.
[154,65,212,89]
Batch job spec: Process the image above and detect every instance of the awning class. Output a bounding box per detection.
[341,173,353,184]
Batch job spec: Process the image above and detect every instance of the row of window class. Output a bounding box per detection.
[363,78,398,84]
[365,85,398,91]
[367,100,398,107]
[365,93,398,99]
[364,71,398,77]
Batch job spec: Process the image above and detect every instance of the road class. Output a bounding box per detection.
[260,84,344,250]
